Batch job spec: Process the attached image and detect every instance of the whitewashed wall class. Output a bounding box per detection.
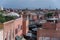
[0,30,3,40]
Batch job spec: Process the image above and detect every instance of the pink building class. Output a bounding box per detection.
[0,14,29,40]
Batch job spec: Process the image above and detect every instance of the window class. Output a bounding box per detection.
[39,37,60,40]
[39,37,50,40]
[15,29,18,34]
[18,25,22,30]
[15,36,22,40]
[13,30,14,38]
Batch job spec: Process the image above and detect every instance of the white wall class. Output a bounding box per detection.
[59,14,60,18]
[0,30,3,40]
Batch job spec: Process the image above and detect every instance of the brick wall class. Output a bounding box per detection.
[37,29,60,40]
[56,22,60,30]
[42,22,56,30]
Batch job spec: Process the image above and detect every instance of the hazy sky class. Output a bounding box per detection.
[0,0,60,9]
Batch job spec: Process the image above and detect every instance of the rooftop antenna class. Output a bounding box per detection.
[49,4,51,10]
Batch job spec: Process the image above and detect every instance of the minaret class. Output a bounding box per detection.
[0,6,3,10]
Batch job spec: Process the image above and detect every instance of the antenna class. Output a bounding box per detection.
[49,3,51,10]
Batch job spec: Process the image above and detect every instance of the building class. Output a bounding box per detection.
[37,29,60,40]
[37,18,60,40]
[0,12,29,40]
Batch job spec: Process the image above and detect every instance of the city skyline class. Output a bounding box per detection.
[0,0,60,9]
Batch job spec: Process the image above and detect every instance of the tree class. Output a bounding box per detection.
[46,12,53,18]
[0,13,17,23]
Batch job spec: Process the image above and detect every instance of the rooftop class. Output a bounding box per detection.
[0,11,20,23]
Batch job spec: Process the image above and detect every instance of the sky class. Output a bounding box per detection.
[0,0,60,9]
